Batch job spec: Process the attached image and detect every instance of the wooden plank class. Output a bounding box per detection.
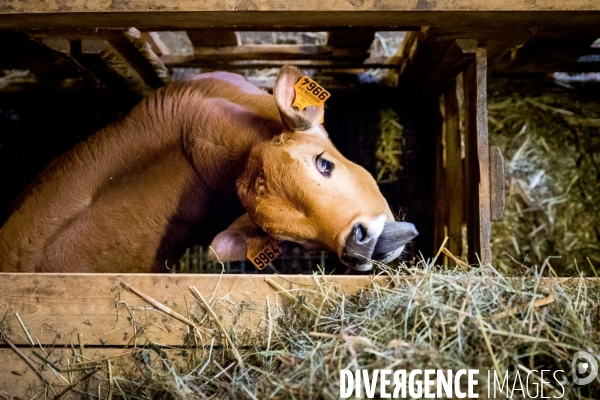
[186,29,238,47]
[396,30,457,100]
[0,273,381,347]
[78,38,152,97]
[492,33,600,73]
[177,58,397,70]
[23,32,115,96]
[463,48,492,264]
[421,39,477,99]
[0,347,191,398]
[2,11,600,30]
[444,81,465,260]
[433,96,448,258]
[101,29,168,87]
[187,44,366,62]
[490,146,506,221]
[142,31,170,56]
[1,1,599,15]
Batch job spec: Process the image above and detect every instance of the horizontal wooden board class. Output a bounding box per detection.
[1,11,600,30]
[0,347,193,398]
[0,273,381,348]
[191,44,365,61]
[1,0,599,14]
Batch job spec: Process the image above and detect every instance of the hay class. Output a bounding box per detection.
[376,109,405,183]
[56,260,598,399]
[488,92,600,274]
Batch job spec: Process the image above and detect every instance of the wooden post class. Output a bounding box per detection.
[444,81,464,260]
[463,48,492,264]
[433,95,448,259]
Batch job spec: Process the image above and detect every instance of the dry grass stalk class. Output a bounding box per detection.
[15,312,34,346]
[120,281,213,335]
[72,350,136,366]
[93,261,600,399]
[0,331,49,385]
[189,286,245,369]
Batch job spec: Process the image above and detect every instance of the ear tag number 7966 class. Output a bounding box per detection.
[292,76,331,111]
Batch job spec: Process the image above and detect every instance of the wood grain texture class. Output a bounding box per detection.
[2,11,600,30]
[444,82,464,260]
[0,273,381,347]
[490,146,506,221]
[80,38,152,96]
[0,347,190,398]
[190,44,366,61]
[1,0,599,14]
[421,38,476,100]
[463,48,492,265]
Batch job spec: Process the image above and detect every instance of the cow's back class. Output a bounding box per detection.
[0,73,281,272]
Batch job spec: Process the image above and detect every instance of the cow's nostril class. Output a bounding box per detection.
[353,223,369,244]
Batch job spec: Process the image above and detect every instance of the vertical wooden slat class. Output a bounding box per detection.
[490,146,506,221]
[433,95,448,259]
[444,81,464,260]
[463,48,492,264]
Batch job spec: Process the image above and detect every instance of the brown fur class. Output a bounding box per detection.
[0,67,396,273]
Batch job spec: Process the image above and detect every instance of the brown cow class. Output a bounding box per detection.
[0,66,417,273]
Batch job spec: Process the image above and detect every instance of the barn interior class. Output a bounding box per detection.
[0,23,598,274]
[1,5,600,398]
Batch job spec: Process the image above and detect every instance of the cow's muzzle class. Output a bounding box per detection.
[341,221,418,271]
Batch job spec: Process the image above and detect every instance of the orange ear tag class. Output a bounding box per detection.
[246,236,282,270]
[292,75,330,124]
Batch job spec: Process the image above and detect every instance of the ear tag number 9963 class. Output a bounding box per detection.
[247,237,282,270]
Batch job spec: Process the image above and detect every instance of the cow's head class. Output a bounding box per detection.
[210,66,417,271]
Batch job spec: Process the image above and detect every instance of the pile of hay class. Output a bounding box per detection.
[375,109,405,184]
[104,261,599,399]
[488,92,600,274]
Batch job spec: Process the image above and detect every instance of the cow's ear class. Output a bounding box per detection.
[209,213,272,262]
[274,65,325,133]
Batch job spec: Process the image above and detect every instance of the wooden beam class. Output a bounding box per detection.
[175,58,398,70]
[463,48,492,265]
[444,81,465,260]
[141,31,170,56]
[1,11,600,30]
[421,38,477,99]
[100,29,168,87]
[396,30,457,100]
[24,32,115,96]
[0,273,381,347]
[433,96,448,258]
[490,146,506,221]
[492,33,600,73]
[1,1,600,14]
[0,347,191,397]
[179,44,368,64]
[79,38,152,97]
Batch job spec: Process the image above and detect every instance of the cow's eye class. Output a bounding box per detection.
[315,153,334,177]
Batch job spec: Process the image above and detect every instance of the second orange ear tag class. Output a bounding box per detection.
[246,236,282,270]
[292,76,331,122]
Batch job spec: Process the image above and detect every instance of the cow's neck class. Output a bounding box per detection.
[180,95,283,199]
